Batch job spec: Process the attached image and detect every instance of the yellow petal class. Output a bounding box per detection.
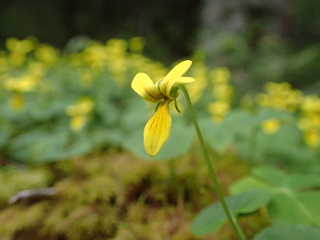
[132,73,162,102]
[9,93,24,111]
[144,101,172,156]
[70,115,86,132]
[160,60,192,97]
[162,77,195,101]
[175,77,195,84]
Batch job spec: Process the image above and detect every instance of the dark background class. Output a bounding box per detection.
[1,0,320,90]
[0,0,202,64]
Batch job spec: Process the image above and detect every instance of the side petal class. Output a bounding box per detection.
[144,101,172,156]
[160,60,192,97]
[132,73,162,102]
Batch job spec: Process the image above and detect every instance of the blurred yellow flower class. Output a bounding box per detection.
[6,38,36,66]
[35,44,59,66]
[256,82,302,112]
[210,68,230,84]
[207,101,230,123]
[187,52,207,103]
[9,93,24,111]
[129,37,145,53]
[6,38,35,53]
[301,95,320,112]
[105,39,128,84]
[132,60,195,156]
[261,119,280,135]
[70,115,87,133]
[4,75,38,92]
[65,98,94,132]
[83,44,108,70]
[207,67,233,123]
[298,95,320,148]
[213,84,233,101]
[304,130,320,148]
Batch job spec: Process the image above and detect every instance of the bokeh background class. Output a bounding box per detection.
[1,0,320,90]
[0,0,320,239]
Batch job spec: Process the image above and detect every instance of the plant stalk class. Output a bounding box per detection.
[179,85,247,240]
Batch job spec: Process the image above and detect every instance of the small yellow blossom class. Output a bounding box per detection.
[35,44,59,66]
[65,98,94,132]
[131,60,195,156]
[207,101,230,123]
[6,38,35,66]
[9,93,24,111]
[129,37,145,53]
[70,115,87,133]
[261,119,280,135]
[210,68,231,84]
[303,130,320,148]
[5,77,37,92]
[298,95,320,148]
[187,52,207,103]
[256,82,302,112]
[207,67,233,123]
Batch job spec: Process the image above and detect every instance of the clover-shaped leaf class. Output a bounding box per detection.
[230,166,320,226]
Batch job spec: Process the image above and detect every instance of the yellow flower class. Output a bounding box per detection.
[207,101,230,123]
[261,119,280,135]
[69,115,87,133]
[304,130,320,148]
[131,60,195,156]
[9,93,24,111]
[210,67,230,84]
[65,98,94,132]
[4,74,38,92]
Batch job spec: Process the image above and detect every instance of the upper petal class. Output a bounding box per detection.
[160,60,192,97]
[166,77,196,98]
[175,77,195,85]
[144,101,172,156]
[132,73,163,102]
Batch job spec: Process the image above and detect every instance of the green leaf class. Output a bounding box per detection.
[119,97,148,132]
[287,174,320,190]
[268,191,320,225]
[230,176,273,195]
[254,123,318,163]
[0,120,11,148]
[224,109,257,136]
[253,166,288,186]
[198,118,235,152]
[190,190,271,236]
[230,166,320,226]
[253,224,320,240]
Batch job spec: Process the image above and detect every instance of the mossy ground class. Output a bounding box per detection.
[0,149,270,240]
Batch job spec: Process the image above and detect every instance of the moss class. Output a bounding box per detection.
[0,152,269,239]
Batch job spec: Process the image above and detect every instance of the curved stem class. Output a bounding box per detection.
[179,85,247,240]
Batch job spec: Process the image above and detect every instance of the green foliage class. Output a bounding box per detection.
[253,224,320,240]
[200,108,319,169]
[230,166,320,226]
[190,190,271,236]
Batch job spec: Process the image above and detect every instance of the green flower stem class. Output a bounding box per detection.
[179,85,247,240]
